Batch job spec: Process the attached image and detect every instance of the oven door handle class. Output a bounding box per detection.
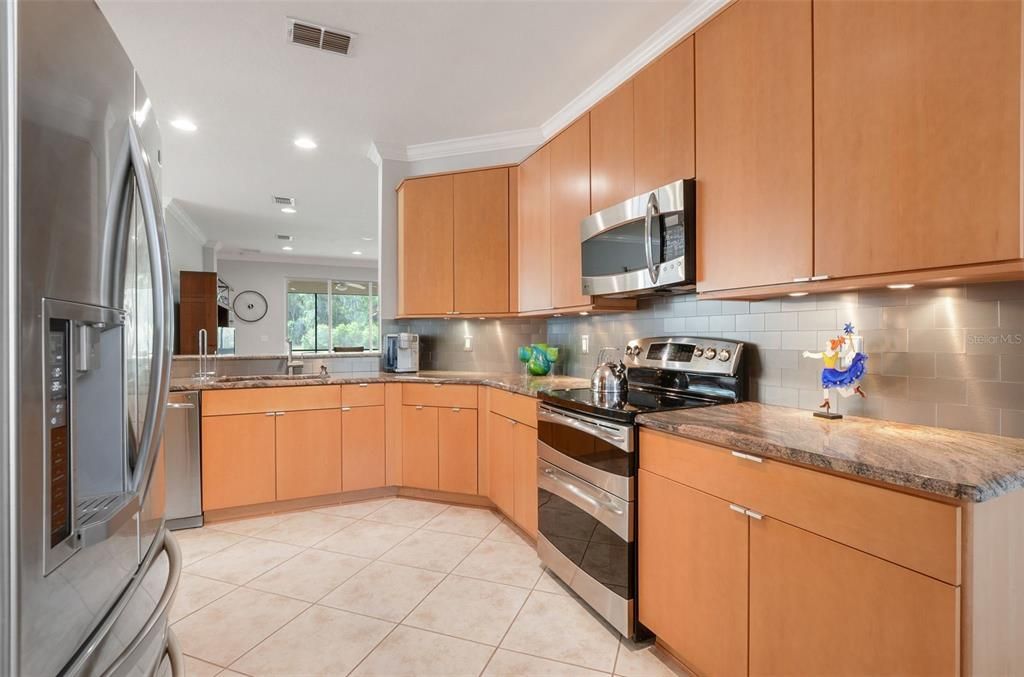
[538,460,631,542]
[537,407,631,452]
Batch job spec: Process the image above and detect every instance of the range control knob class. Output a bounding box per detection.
[703,347,717,360]
[718,349,731,362]
[693,346,704,358]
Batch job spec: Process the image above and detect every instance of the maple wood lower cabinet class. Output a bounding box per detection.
[201,412,277,511]
[638,469,747,677]
[341,405,386,492]
[638,428,962,676]
[749,517,958,676]
[276,408,342,500]
[438,407,477,494]
[511,419,538,538]
[487,412,515,516]
[401,405,439,489]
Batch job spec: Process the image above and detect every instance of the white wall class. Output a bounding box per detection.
[163,204,207,299]
[217,257,377,355]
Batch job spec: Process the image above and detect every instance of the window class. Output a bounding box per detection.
[286,278,379,352]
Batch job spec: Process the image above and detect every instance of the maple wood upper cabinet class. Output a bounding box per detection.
[590,82,635,213]
[549,115,592,309]
[398,169,511,317]
[813,0,1022,279]
[398,174,454,316]
[454,168,509,314]
[695,0,814,292]
[517,145,553,312]
[633,37,696,196]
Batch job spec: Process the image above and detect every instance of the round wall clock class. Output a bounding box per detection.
[233,290,268,322]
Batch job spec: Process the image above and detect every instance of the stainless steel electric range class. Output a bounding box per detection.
[535,336,746,639]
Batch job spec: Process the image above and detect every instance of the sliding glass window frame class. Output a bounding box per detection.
[285,277,379,352]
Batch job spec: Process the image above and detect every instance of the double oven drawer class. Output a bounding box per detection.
[536,403,637,638]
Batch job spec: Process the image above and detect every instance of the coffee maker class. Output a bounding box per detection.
[383,333,420,372]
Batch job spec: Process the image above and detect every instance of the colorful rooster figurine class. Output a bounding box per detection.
[802,322,867,419]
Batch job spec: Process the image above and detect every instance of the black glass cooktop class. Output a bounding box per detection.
[537,387,717,423]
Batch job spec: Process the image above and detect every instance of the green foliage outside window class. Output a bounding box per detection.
[286,279,379,352]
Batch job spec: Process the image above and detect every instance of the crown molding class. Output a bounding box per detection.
[368,0,729,166]
[217,248,378,270]
[541,0,730,138]
[165,200,207,245]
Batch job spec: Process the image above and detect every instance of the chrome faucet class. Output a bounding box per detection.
[286,339,303,376]
[319,364,329,377]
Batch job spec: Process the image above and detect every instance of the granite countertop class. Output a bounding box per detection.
[170,370,589,398]
[637,402,1024,503]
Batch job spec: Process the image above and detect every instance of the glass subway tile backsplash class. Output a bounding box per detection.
[387,281,1024,438]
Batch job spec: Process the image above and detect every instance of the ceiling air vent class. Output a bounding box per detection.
[287,18,354,56]
[272,195,295,206]
[276,234,294,242]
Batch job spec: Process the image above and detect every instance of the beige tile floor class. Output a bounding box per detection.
[171,497,689,677]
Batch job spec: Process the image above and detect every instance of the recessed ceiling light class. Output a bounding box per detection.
[351,250,363,256]
[788,291,809,297]
[294,136,317,150]
[282,245,293,251]
[170,118,197,132]
[887,283,915,290]
[281,207,296,214]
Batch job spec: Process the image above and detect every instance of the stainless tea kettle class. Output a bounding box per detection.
[591,347,627,394]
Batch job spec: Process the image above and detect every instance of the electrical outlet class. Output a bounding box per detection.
[463,335,473,351]
[581,335,590,355]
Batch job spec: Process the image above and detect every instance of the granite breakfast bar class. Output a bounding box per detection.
[634,401,1024,676]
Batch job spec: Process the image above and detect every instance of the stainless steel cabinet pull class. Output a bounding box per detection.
[341,407,351,412]
[166,402,196,409]
[792,276,810,283]
[358,383,368,387]
[729,503,748,515]
[810,274,830,281]
[433,383,442,388]
[731,451,763,463]
[452,407,461,412]
[415,405,424,410]
[264,412,276,416]
[275,411,285,416]
[745,509,764,520]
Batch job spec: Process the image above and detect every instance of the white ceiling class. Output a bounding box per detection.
[98,0,690,263]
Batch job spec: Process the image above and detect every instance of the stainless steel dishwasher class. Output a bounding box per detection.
[165,391,203,529]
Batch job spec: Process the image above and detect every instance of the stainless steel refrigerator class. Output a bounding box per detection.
[1,0,182,674]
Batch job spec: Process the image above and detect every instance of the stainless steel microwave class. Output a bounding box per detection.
[580,178,696,298]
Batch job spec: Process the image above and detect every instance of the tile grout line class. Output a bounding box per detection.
[342,506,495,677]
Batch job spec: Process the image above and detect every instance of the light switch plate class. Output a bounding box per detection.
[581,335,590,355]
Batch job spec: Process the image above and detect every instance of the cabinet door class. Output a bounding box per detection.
[814,0,1021,278]
[512,423,538,538]
[201,413,276,510]
[517,146,552,312]
[438,407,478,494]
[695,0,813,291]
[633,37,695,194]
[398,175,454,315]
[454,168,509,314]
[276,408,342,500]
[549,115,592,310]
[487,412,515,517]
[342,405,386,492]
[402,405,439,489]
[749,516,959,676]
[590,82,635,212]
[638,469,748,677]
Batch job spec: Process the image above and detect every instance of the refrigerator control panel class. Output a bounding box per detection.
[47,319,72,553]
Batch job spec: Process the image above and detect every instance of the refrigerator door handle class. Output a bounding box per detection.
[127,119,173,502]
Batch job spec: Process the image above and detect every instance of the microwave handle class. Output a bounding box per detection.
[644,192,660,285]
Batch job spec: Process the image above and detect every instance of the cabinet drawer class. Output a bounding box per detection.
[341,383,386,407]
[202,385,341,416]
[402,383,477,409]
[488,387,536,427]
[639,429,961,585]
